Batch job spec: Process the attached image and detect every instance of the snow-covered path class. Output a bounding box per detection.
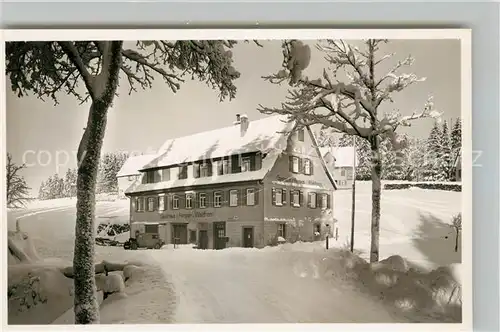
[149,247,409,323]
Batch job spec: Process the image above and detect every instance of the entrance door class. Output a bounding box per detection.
[198,230,208,250]
[243,227,254,248]
[172,224,188,245]
[213,222,226,250]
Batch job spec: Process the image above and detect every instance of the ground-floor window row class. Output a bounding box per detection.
[134,187,260,212]
[158,221,327,248]
[271,188,331,209]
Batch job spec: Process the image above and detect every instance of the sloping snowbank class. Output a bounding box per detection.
[213,243,462,323]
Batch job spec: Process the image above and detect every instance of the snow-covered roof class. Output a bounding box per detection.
[331,147,358,168]
[141,115,294,170]
[126,149,285,194]
[117,154,157,177]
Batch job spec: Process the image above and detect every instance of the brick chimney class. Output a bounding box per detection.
[240,114,249,136]
[233,113,241,125]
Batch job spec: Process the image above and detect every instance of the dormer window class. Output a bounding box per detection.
[240,157,251,172]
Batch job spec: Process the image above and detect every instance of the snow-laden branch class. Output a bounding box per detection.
[378,96,442,135]
[58,42,96,100]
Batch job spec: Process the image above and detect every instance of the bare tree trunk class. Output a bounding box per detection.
[369,135,382,263]
[454,229,459,252]
[73,41,123,324]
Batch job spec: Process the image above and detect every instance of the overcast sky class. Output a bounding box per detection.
[6,39,461,194]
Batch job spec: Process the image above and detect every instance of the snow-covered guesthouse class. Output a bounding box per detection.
[116,154,157,198]
[125,114,337,249]
[321,147,358,190]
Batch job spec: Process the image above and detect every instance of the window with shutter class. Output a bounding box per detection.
[289,155,294,172]
[148,197,155,212]
[200,163,209,177]
[278,223,286,238]
[308,192,317,208]
[229,190,238,207]
[254,188,259,205]
[292,156,300,173]
[321,193,328,209]
[246,188,255,206]
[271,188,277,206]
[299,191,304,206]
[292,191,300,207]
[304,159,312,175]
[275,188,283,206]
[241,157,251,172]
[158,195,165,211]
[282,189,287,205]
[193,164,201,178]
[327,193,331,209]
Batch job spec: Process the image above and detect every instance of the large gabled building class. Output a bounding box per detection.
[125,114,337,249]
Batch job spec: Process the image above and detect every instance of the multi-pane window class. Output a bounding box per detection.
[309,192,317,208]
[292,190,300,207]
[214,191,222,207]
[148,197,155,211]
[199,193,207,208]
[229,190,238,207]
[321,193,328,209]
[278,223,286,238]
[217,159,231,175]
[303,159,312,175]
[136,197,145,212]
[275,188,283,206]
[146,171,155,184]
[200,163,209,177]
[246,188,255,206]
[158,195,165,211]
[172,195,179,209]
[186,194,193,209]
[241,157,251,172]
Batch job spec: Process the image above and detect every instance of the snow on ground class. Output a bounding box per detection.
[7,183,462,324]
[332,181,462,270]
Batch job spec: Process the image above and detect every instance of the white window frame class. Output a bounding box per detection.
[309,192,317,208]
[158,194,165,211]
[200,163,209,177]
[186,194,193,209]
[275,188,283,206]
[321,193,328,210]
[246,188,255,206]
[292,190,300,207]
[199,193,207,208]
[222,159,230,175]
[240,157,251,172]
[214,191,222,208]
[172,195,179,209]
[229,190,238,207]
[147,197,155,212]
[304,159,311,175]
[292,156,300,173]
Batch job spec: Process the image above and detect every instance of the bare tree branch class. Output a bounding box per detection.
[58,42,96,100]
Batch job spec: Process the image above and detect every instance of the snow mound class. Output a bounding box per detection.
[8,227,41,264]
[8,264,74,325]
[96,273,125,294]
[319,250,462,322]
